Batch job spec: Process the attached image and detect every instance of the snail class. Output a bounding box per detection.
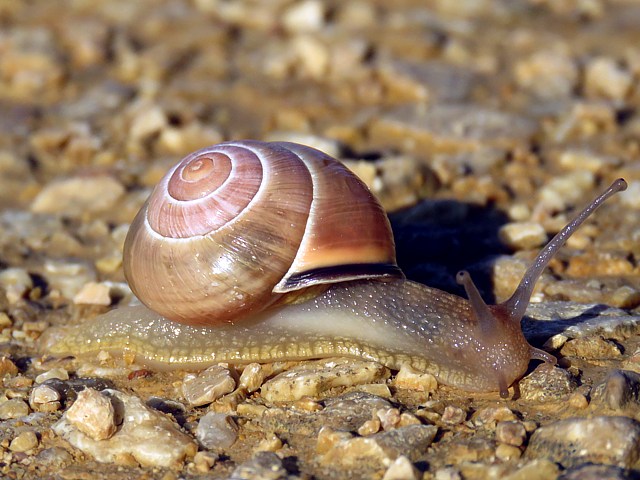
[47,140,627,398]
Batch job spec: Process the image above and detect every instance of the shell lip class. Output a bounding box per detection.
[273,263,405,293]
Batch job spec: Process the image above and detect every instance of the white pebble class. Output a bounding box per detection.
[0,268,33,304]
[65,388,117,441]
[30,384,61,409]
[382,455,420,480]
[182,365,236,407]
[9,431,39,453]
[585,57,632,100]
[238,363,266,393]
[73,282,112,306]
[282,0,325,33]
[498,222,547,250]
[129,103,167,141]
[261,357,388,402]
[54,389,196,468]
[35,367,69,384]
[393,364,438,393]
[31,176,125,217]
[195,412,239,450]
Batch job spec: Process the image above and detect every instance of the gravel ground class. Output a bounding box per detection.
[1,1,640,479]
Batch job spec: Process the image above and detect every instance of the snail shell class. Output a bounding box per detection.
[124,140,402,325]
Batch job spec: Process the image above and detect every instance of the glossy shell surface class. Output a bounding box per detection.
[123,140,401,325]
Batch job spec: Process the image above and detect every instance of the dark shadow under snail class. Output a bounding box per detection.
[45,140,628,399]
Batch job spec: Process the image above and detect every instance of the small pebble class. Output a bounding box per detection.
[558,149,607,173]
[593,369,640,410]
[560,336,623,359]
[35,367,69,384]
[495,443,522,461]
[519,364,577,401]
[54,389,196,468]
[435,467,462,480]
[231,452,288,480]
[261,357,388,402]
[504,459,559,479]
[495,421,527,447]
[29,385,61,412]
[65,388,117,441]
[42,260,97,299]
[473,406,518,427]
[513,50,578,99]
[316,426,353,455]
[0,356,19,376]
[192,451,218,473]
[567,391,589,409]
[382,455,420,480]
[237,363,266,393]
[393,364,438,393]
[128,101,167,142]
[31,176,125,217]
[358,419,381,436]
[73,282,112,306]
[319,424,438,468]
[282,0,325,33]
[0,312,12,329]
[9,431,38,453]
[0,398,30,419]
[255,433,283,453]
[195,412,238,450]
[399,412,422,427]
[498,222,547,250]
[35,447,74,468]
[526,416,640,468]
[0,267,33,303]
[376,407,401,430]
[584,57,632,100]
[182,365,236,407]
[441,405,466,425]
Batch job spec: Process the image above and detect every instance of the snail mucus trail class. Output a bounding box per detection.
[46,140,628,398]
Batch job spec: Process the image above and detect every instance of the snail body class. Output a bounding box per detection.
[48,141,627,398]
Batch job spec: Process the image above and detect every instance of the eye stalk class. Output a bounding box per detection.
[456,178,627,398]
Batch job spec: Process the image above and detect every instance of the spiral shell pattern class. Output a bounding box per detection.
[124,140,401,326]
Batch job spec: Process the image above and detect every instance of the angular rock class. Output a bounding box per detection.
[382,455,420,480]
[65,388,117,441]
[182,364,236,407]
[260,357,389,402]
[519,365,577,401]
[560,336,622,359]
[368,104,537,157]
[195,412,238,450]
[526,416,640,468]
[523,302,640,343]
[0,398,30,419]
[53,389,196,468]
[592,370,640,410]
[495,421,527,447]
[230,451,289,480]
[31,175,125,217]
[393,363,437,393]
[319,424,438,467]
[503,459,559,480]
[558,464,635,480]
[9,430,38,452]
